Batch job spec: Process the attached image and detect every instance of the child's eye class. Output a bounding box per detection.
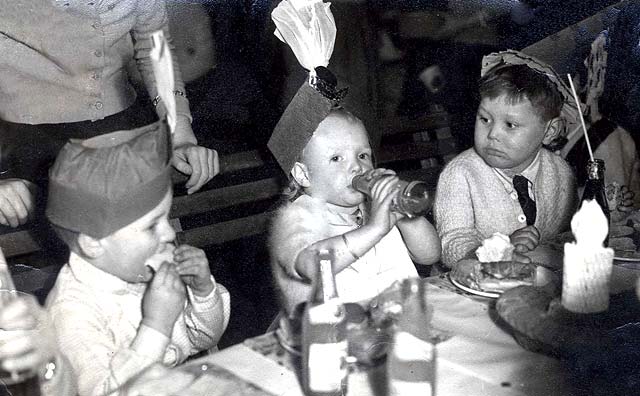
[358,153,370,160]
[330,155,342,162]
[506,122,518,129]
[478,115,490,124]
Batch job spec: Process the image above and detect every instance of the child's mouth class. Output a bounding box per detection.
[485,147,505,157]
[145,243,176,272]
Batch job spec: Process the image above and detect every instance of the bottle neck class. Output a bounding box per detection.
[0,262,16,290]
[586,160,605,181]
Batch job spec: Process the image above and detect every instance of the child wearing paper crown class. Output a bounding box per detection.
[44,122,230,396]
[267,0,440,314]
[434,50,579,269]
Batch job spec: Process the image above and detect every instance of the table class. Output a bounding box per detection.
[128,265,639,395]
[183,276,578,396]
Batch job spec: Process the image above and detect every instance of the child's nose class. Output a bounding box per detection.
[350,159,363,174]
[487,125,501,141]
[158,219,176,243]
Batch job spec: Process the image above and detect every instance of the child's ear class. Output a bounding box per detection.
[542,117,563,145]
[77,233,104,259]
[291,161,311,188]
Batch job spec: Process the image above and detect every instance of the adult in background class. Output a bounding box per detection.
[0,0,219,228]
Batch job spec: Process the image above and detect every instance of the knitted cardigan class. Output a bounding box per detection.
[434,148,578,267]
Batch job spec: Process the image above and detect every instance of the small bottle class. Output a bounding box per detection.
[0,258,42,396]
[301,249,348,396]
[387,278,436,396]
[352,170,433,218]
[582,159,610,244]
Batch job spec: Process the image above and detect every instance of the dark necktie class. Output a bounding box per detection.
[513,175,536,226]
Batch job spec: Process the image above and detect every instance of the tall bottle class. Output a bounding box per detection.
[352,170,433,218]
[387,278,436,396]
[301,249,348,396]
[581,159,610,245]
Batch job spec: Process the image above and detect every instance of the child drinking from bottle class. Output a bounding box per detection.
[269,104,440,313]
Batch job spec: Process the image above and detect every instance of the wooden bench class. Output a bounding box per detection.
[0,110,455,260]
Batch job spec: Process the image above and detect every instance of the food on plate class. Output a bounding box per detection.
[610,225,633,238]
[475,261,537,292]
[452,259,536,293]
[609,237,635,251]
[476,233,515,262]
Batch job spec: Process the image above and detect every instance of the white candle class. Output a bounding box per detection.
[562,200,614,313]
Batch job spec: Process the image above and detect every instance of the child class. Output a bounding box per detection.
[268,65,442,315]
[434,50,578,268]
[44,122,230,396]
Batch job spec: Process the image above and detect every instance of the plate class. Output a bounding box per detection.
[448,273,501,298]
[613,251,640,262]
[448,264,558,299]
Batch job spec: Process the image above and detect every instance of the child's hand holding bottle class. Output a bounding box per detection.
[366,168,404,236]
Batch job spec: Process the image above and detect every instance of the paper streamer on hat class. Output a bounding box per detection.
[150,30,177,134]
[562,200,614,313]
[271,0,336,76]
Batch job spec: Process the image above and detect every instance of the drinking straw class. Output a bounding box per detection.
[567,73,594,162]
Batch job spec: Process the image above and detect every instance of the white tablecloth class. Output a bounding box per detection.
[196,276,603,396]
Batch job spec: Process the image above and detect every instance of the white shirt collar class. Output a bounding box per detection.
[492,150,541,196]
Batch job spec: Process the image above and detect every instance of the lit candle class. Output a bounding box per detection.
[562,200,614,313]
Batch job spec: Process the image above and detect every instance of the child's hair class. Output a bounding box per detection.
[479,64,564,123]
[283,108,370,201]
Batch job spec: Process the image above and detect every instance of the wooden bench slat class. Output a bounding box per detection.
[0,230,41,258]
[377,137,457,164]
[381,112,450,136]
[178,211,273,248]
[220,150,267,174]
[171,177,282,219]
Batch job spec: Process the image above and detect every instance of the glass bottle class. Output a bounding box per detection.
[301,249,348,396]
[582,159,610,245]
[387,278,436,396]
[352,170,433,218]
[0,257,42,396]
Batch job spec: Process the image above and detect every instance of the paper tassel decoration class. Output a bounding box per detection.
[271,0,336,76]
[268,0,349,176]
[150,30,177,133]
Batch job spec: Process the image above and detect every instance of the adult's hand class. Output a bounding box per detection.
[172,117,219,194]
[172,144,219,194]
[0,179,35,228]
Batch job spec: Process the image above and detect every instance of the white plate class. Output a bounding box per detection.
[448,266,558,299]
[448,274,501,298]
[613,250,640,262]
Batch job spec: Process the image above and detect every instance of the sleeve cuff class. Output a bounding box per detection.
[187,276,220,306]
[131,324,171,361]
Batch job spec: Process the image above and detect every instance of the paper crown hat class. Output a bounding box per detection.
[481,50,581,140]
[267,0,348,176]
[46,121,172,239]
